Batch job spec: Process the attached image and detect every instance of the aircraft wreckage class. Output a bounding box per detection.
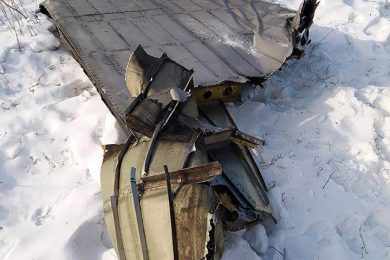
[41,0,318,259]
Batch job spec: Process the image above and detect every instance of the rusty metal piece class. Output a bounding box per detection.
[193,83,242,104]
[204,129,264,149]
[141,162,222,191]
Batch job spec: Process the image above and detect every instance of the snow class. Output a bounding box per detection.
[228,1,390,259]
[0,1,117,259]
[0,0,390,260]
[222,231,263,260]
[243,224,269,255]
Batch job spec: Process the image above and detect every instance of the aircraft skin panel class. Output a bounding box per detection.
[41,0,305,132]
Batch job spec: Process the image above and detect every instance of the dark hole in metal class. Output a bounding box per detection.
[203,90,212,99]
[223,86,233,96]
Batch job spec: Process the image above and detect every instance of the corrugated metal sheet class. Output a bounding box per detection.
[41,0,299,131]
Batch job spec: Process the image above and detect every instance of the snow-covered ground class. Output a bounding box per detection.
[0,1,117,259]
[1,0,389,260]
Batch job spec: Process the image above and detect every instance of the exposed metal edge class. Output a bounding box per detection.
[130,168,149,260]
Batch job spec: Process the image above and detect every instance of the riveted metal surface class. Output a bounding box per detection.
[42,0,299,134]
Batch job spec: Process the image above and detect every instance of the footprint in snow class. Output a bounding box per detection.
[31,207,52,226]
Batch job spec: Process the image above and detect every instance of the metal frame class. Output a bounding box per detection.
[130,168,149,260]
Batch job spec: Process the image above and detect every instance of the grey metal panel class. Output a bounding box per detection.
[207,41,261,76]
[180,59,217,86]
[221,0,251,7]
[152,14,196,43]
[59,16,100,52]
[110,0,139,12]
[143,46,165,58]
[131,16,176,45]
[109,19,153,48]
[134,0,158,10]
[44,0,73,17]
[208,8,250,33]
[191,11,237,38]
[233,47,266,73]
[87,54,131,134]
[162,44,196,62]
[87,21,129,50]
[158,0,184,13]
[190,0,222,10]
[110,50,132,75]
[88,0,118,13]
[175,13,215,40]
[186,41,241,83]
[172,0,203,12]
[42,0,300,133]
[66,0,98,15]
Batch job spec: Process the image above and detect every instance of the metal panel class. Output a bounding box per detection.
[172,0,203,12]
[186,41,241,83]
[42,0,301,134]
[109,19,153,48]
[66,0,98,15]
[87,21,129,50]
[190,0,222,10]
[88,0,118,13]
[152,14,196,43]
[131,17,176,45]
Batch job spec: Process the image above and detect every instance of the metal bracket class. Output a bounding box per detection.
[142,75,194,176]
[164,165,179,260]
[130,168,149,260]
